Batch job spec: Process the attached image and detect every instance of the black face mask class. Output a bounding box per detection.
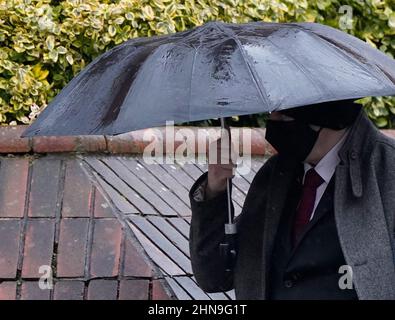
[265,119,321,162]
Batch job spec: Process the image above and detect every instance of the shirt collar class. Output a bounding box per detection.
[303,128,350,184]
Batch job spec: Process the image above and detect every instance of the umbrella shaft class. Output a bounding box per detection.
[220,118,235,232]
[226,178,232,223]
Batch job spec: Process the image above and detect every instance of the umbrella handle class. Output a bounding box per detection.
[220,118,236,235]
[219,117,237,273]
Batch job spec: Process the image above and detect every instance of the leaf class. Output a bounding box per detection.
[375,117,388,128]
[45,35,55,51]
[38,70,49,80]
[57,46,67,54]
[49,50,58,63]
[114,17,125,25]
[66,54,74,65]
[142,5,155,21]
[17,68,27,82]
[72,40,82,48]
[125,12,135,20]
[122,25,131,33]
[389,13,395,29]
[152,0,166,10]
[365,38,377,48]
[108,25,116,37]
[53,74,63,81]
[24,43,35,50]
[389,105,395,115]
[18,115,30,124]
[13,45,26,53]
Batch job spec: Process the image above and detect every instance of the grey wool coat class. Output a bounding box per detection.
[189,109,395,300]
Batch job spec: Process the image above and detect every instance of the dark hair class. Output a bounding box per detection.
[279,99,363,130]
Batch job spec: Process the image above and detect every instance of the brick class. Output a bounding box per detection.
[254,128,278,156]
[249,128,265,156]
[106,128,153,154]
[106,134,132,154]
[28,159,61,217]
[0,158,29,218]
[0,126,31,153]
[62,160,92,217]
[94,189,113,218]
[57,218,89,278]
[152,280,172,300]
[122,237,153,278]
[32,135,107,154]
[20,281,51,300]
[32,136,78,153]
[0,219,21,278]
[54,281,84,300]
[87,279,117,300]
[22,219,55,278]
[119,280,149,300]
[0,282,17,300]
[90,219,122,278]
[77,136,107,153]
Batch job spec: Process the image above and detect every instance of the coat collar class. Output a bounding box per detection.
[261,156,302,297]
[337,107,379,198]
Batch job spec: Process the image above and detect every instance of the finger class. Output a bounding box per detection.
[218,170,235,179]
[208,165,234,173]
[219,163,237,170]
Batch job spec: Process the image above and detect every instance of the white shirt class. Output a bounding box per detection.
[303,129,349,220]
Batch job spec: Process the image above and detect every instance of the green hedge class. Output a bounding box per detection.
[1,0,395,127]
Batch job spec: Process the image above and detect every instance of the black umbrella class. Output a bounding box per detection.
[21,21,395,137]
[21,21,395,272]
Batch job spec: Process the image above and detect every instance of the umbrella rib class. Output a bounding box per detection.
[186,24,216,121]
[173,23,212,51]
[187,47,198,122]
[213,22,270,110]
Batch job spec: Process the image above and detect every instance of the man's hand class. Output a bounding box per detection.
[206,133,237,199]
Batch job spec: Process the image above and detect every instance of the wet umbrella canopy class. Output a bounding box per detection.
[21,21,395,137]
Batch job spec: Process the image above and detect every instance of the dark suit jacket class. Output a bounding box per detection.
[189,109,395,299]
[267,173,357,299]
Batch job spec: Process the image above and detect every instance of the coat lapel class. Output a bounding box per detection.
[260,158,303,297]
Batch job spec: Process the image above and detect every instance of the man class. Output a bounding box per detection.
[188,100,395,300]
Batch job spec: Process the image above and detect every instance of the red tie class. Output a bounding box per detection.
[293,168,324,245]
